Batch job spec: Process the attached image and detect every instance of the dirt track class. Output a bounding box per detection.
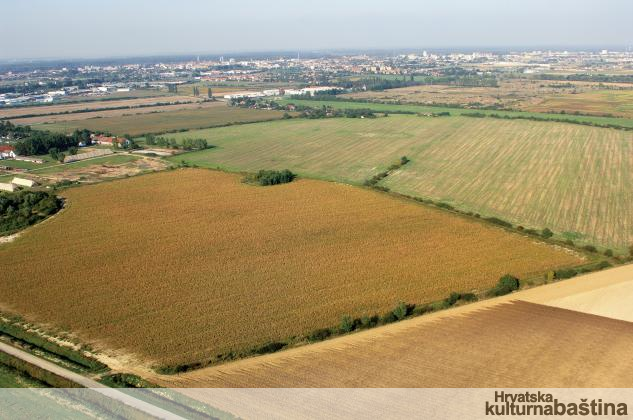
[151,264,633,388]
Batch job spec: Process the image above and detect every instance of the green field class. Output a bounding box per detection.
[0,157,55,170]
[166,115,633,249]
[33,103,288,136]
[280,98,633,129]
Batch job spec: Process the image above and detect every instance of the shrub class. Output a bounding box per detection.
[485,217,513,228]
[604,249,613,257]
[339,315,354,333]
[254,341,286,354]
[554,268,577,280]
[490,274,520,296]
[461,293,477,302]
[246,169,296,186]
[392,302,408,320]
[596,261,612,270]
[381,312,398,324]
[412,305,432,316]
[583,245,598,253]
[542,228,554,238]
[308,328,331,342]
[445,292,461,306]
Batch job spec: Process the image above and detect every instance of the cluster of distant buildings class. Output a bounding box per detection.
[0,85,134,107]
[223,86,338,100]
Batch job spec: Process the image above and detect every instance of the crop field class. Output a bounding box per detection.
[0,95,200,120]
[30,102,287,136]
[167,115,633,248]
[163,300,633,388]
[0,169,580,368]
[526,89,633,118]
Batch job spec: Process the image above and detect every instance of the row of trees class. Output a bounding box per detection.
[145,134,208,150]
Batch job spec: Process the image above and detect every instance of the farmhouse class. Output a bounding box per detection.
[92,134,130,147]
[11,177,38,188]
[0,145,16,159]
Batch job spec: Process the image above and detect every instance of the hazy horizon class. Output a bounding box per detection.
[2,0,632,61]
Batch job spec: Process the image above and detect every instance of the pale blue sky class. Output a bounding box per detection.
[2,0,632,59]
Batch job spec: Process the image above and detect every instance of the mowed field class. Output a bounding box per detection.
[167,115,633,248]
[0,169,580,368]
[31,102,287,136]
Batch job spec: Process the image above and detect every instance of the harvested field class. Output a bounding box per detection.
[167,115,633,248]
[30,102,287,136]
[526,89,633,118]
[0,95,199,119]
[342,79,633,116]
[0,169,580,368]
[156,264,633,388]
[9,101,216,125]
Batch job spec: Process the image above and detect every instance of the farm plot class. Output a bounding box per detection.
[525,89,633,118]
[167,115,633,249]
[0,95,199,119]
[163,300,633,388]
[0,169,580,368]
[8,101,218,126]
[30,102,287,136]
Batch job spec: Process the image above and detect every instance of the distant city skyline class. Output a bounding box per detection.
[2,0,632,60]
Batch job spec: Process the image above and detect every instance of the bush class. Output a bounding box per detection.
[583,245,598,253]
[381,312,398,324]
[461,293,477,302]
[542,228,554,238]
[246,169,296,186]
[554,268,577,280]
[339,315,354,333]
[445,292,461,306]
[490,274,520,296]
[254,342,286,354]
[485,217,513,228]
[604,249,613,257]
[308,328,331,342]
[392,302,408,320]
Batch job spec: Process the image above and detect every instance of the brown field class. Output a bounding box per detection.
[0,169,581,368]
[525,89,633,118]
[10,101,224,125]
[158,265,633,388]
[342,79,632,114]
[29,102,287,136]
[0,95,199,119]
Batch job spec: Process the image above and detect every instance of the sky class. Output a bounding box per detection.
[2,0,632,60]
